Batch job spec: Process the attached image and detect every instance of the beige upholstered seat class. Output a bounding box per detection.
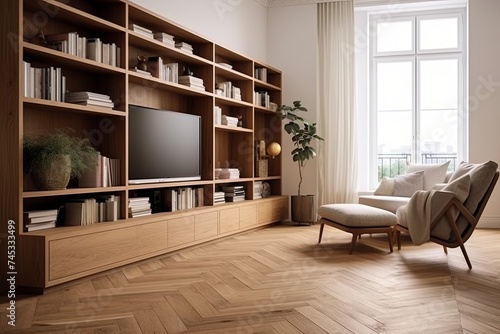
[317,204,397,254]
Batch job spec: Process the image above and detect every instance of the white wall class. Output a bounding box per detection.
[130,0,268,62]
[468,0,500,227]
[268,4,318,197]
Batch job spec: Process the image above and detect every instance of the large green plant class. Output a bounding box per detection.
[277,101,324,195]
[23,129,99,178]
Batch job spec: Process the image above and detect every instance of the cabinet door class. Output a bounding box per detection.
[168,216,195,247]
[219,207,240,234]
[138,219,169,256]
[272,197,288,222]
[195,211,218,240]
[257,201,273,225]
[49,227,138,281]
[240,204,257,229]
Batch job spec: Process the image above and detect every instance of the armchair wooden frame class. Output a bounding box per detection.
[394,171,499,269]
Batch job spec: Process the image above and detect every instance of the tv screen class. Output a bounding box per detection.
[128,105,201,184]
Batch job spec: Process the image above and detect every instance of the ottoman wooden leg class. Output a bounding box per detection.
[318,223,325,243]
[387,229,393,253]
[349,233,358,254]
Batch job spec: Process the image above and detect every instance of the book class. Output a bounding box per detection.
[23,209,58,218]
[26,221,56,232]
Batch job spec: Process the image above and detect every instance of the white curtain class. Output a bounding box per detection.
[317,1,358,205]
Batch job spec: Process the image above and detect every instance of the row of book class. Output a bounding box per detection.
[254,181,263,200]
[164,187,204,212]
[128,197,152,218]
[78,153,120,188]
[255,67,268,82]
[222,185,245,202]
[254,91,271,108]
[64,195,120,226]
[45,32,121,67]
[215,81,241,100]
[23,62,66,101]
[146,57,180,84]
[214,106,223,125]
[23,209,58,232]
[65,91,115,109]
[130,23,193,54]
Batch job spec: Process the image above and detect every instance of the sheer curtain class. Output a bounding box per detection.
[317,1,358,205]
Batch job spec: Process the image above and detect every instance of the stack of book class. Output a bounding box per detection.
[128,197,152,218]
[147,57,178,83]
[222,115,238,127]
[214,191,226,205]
[219,168,240,179]
[178,75,205,91]
[24,209,58,232]
[65,91,114,109]
[154,32,175,47]
[254,181,263,199]
[23,62,66,101]
[175,41,193,54]
[131,23,154,38]
[223,185,245,202]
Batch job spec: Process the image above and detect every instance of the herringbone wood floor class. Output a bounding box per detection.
[2,224,500,333]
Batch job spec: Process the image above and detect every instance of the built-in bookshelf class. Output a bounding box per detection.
[1,0,286,292]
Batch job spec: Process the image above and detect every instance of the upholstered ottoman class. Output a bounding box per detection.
[317,203,397,254]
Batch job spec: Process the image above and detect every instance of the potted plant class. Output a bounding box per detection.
[23,129,99,190]
[277,101,324,224]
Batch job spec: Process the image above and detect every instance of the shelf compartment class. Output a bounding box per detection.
[128,3,214,62]
[129,72,213,98]
[215,131,254,179]
[215,45,253,77]
[23,98,126,117]
[254,61,282,88]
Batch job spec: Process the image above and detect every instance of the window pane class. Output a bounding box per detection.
[420,17,458,51]
[420,58,458,110]
[376,20,413,53]
[377,61,413,111]
[419,109,458,168]
[377,110,412,154]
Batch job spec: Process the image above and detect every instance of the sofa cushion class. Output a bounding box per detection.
[406,161,450,190]
[374,177,395,195]
[359,195,411,214]
[393,171,424,197]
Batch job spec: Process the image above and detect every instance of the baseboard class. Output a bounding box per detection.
[477,215,500,229]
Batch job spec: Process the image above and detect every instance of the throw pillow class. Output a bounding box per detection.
[374,177,395,195]
[430,174,471,240]
[393,171,424,197]
[406,161,451,190]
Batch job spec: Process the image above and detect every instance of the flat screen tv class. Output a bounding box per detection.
[128,105,202,184]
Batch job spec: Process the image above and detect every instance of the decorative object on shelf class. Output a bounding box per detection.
[237,115,243,127]
[136,55,147,71]
[262,182,271,198]
[277,101,324,224]
[255,140,281,177]
[23,129,99,190]
[214,168,222,180]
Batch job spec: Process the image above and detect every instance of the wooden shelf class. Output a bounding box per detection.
[1,0,286,292]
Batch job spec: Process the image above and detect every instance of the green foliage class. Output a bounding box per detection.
[277,101,324,195]
[23,129,99,178]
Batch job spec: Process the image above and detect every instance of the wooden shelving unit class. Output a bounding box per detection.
[0,0,286,292]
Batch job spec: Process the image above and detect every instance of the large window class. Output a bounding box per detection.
[369,9,466,185]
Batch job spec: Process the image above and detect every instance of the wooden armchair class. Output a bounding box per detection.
[394,167,499,269]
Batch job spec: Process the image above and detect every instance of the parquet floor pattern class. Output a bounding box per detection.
[2,224,500,333]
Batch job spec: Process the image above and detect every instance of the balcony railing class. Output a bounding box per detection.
[378,153,457,180]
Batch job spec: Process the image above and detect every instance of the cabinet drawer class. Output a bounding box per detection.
[257,201,273,224]
[168,215,195,247]
[138,219,169,256]
[219,207,240,233]
[49,227,138,281]
[240,204,257,228]
[195,211,218,240]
